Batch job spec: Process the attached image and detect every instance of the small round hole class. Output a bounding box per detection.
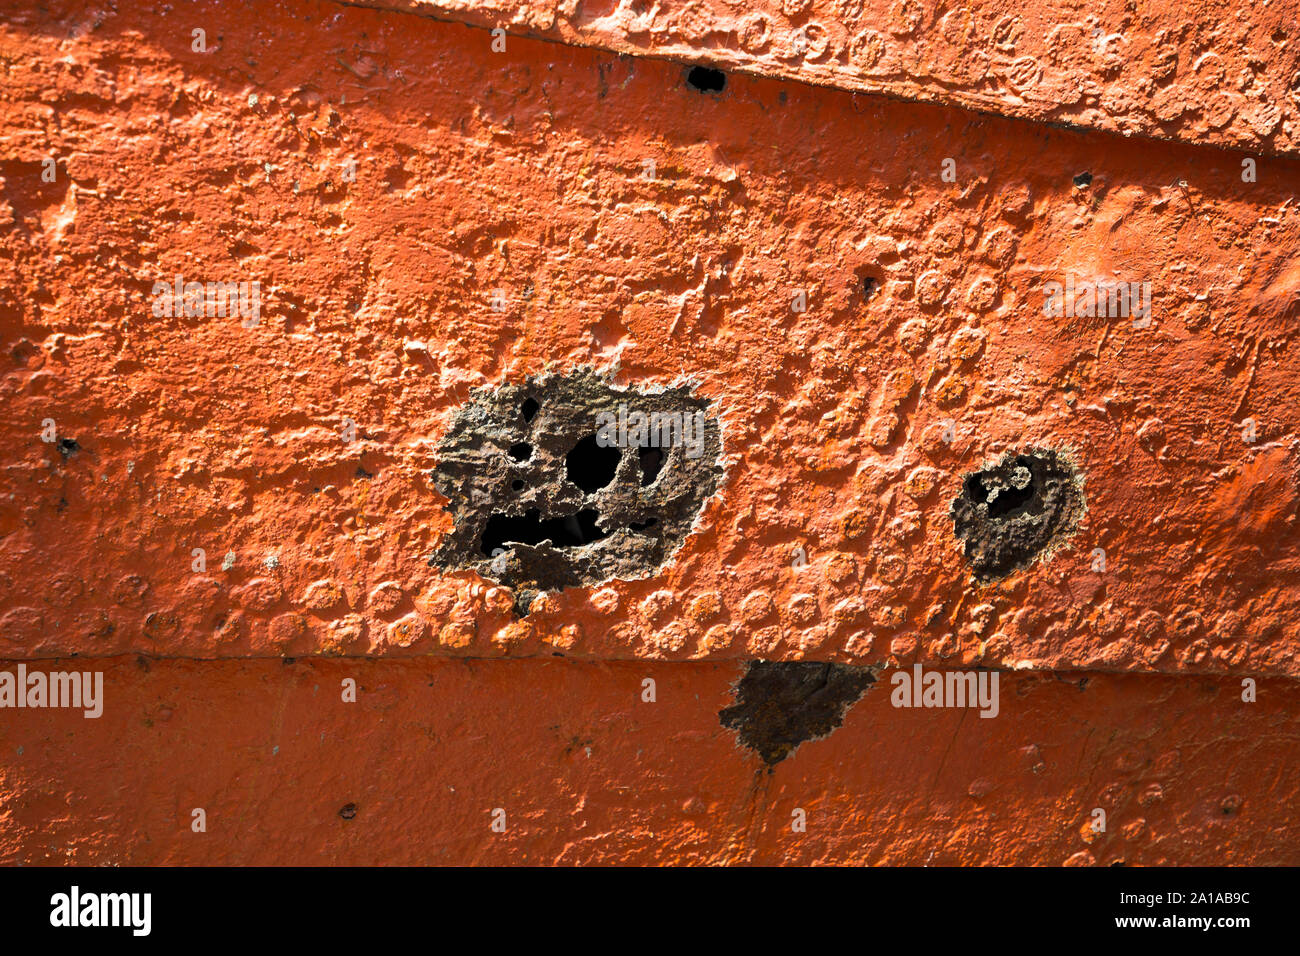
[566,433,620,492]
[508,442,532,462]
[686,66,726,93]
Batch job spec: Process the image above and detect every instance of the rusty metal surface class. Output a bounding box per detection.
[3,657,1296,865]
[1,0,1298,871]
[2,0,1298,677]
[349,0,1300,156]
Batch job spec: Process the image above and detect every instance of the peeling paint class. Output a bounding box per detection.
[719,660,877,766]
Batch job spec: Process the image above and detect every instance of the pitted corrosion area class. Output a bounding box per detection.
[720,661,877,767]
[951,448,1085,582]
[429,369,724,593]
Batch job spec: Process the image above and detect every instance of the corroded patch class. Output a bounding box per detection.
[429,368,724,594]
[720,661,877,766]
[951,448,1085,582]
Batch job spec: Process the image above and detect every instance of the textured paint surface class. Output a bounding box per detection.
[353,0,1300,156]
[2,0,1298,674]
[1,658,1297,866]
[0,0,1297,866]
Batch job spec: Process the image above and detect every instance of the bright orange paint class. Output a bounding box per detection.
[0,0,1296,864]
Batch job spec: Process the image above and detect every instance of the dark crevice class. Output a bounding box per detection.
[638,446,664,486]
[481,508,608,555]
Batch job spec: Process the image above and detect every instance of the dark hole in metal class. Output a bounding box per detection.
[855,265,881,304]
[638,446,664,486]
[480,508,608,555]
[508,441,532,462]
[428,369,724,591]
[951,448,1084,582]
[686,65,726,93]
[966,455,1038,518]
[566,433,620,492]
